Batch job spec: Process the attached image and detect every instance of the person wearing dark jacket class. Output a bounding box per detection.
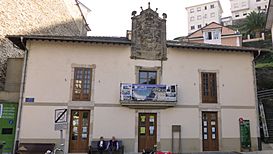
[97,136,106,154]
[107,136,119,154]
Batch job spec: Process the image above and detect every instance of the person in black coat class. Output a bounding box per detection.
[107,136,119,154]
[97,136,106,154]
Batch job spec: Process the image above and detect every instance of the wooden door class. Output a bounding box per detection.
[202,112,219,151]
[138,113,157,152]
[69,110,90,153]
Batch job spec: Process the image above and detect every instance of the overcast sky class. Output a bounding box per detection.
[80,0,231,40]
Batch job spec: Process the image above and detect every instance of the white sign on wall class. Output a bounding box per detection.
[54,109,67,130]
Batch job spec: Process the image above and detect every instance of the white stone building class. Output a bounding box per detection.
[7,6,261,154]
[186,0,223,34]
[230,0,269,21]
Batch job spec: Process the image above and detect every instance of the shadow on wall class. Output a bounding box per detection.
[0,0,90,90]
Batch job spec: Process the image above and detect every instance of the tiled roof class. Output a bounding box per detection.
[6,35,266,55]
[166,40,268,56]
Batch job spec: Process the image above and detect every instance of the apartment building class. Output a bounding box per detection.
[186,1,223,34]
[230,0,269,21]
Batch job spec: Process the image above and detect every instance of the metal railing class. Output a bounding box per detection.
[257,89,273,140]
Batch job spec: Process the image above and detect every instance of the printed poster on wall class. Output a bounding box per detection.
[140,127,146,134]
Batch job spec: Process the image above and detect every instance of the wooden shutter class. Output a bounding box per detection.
[201,72,217,103]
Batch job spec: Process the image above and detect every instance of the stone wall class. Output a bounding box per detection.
[131,5,167,60]
[0,0,89,90]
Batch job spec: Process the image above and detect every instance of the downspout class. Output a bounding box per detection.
[13,37,29,153]
[252,49,261,151]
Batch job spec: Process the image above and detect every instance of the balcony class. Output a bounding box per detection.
[120,83,177,108]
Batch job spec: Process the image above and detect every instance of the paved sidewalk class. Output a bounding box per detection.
[241,150,273,154]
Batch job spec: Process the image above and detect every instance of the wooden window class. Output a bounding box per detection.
[139,71,157,84]
[72,67,92,101]
[201,72,217,103]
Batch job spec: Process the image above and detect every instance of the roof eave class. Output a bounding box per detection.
[6,35,131,50]
[166,42,263,56]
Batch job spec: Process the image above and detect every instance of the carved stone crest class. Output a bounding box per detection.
[131,4,167,60]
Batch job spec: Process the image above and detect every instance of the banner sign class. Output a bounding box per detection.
[120,83,177,102]
[239,119,251,151]
[0,103,18,154]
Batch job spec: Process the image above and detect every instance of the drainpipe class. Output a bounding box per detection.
[252,49,262,151]
[13,37,29,153]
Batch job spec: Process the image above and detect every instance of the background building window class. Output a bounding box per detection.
[234,3,239,8]
[257,6,261,10]
[256,0,261,2]
[204,14,207,18]
[190,16,195,21]
[139,71,157,84]
[213,31,220,39]
[197,7,201,11]
[190,8,194,13]
[191,25,195,30]
[73,67,92,101]
[205,31,212,40]
[201,72,217,103]
[242,1,247,7]
[204,6,207,10]
[210,4,214,9]
[197,15,202,20]
[210,12,215,17]
[198,24,202,28]
[235,14,239,17]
